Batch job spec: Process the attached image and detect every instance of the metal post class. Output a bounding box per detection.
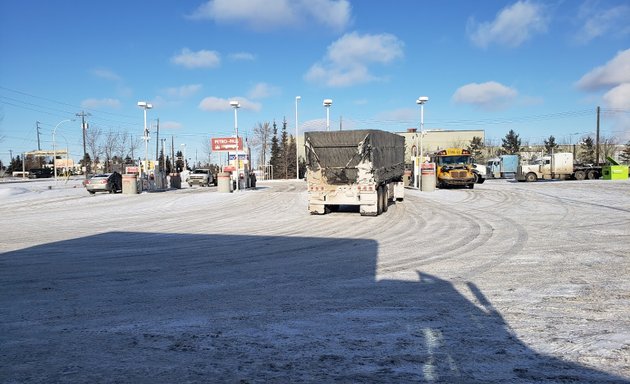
[234,105,239,191]
[295,96,301,179]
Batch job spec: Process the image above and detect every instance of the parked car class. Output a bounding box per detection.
[186,168,216,187]
[28,168,53,179]
[83,172,122,194]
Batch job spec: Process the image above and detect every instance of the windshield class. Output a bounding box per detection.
[193,170,208,174]
[436,155,471,165]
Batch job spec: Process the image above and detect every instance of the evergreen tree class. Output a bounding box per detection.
[175,150,185,172]
[468,136,485,163]
[578,136,595,164]
[620,141,630,164]
[165,156,172,174]
[7,155,22,173]
[81,153,92,175]
[279,118,289,179]
[269,120,281,179]
[544,135,559,154]
[286,135,297,179]
[501,129,521,154]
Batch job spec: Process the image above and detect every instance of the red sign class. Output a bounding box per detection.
[223,166,236,172]
[125,166,140,174]
[212,137,243,152]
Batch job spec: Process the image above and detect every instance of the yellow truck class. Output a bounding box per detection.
[430,148,476,189]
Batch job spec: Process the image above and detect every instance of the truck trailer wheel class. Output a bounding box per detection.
[382,187,388,213]
[377,186,384,215]
[574,170,586,181]
[587,170,597,180]
[525,173,537,182]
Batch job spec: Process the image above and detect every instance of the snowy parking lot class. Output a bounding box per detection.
[1,177,629,383]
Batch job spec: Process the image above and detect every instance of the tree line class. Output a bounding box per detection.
[467,129,630,165]
[251,118,304,179]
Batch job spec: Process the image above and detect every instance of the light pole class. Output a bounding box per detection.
[230,100,241,191]
[137,101,153,180]
[323,99,332,131]
[52,119,74,180]
[416,96,429,189]
[295,96,301,179]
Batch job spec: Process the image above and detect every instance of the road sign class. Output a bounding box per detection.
[228,154,248,161]
[212,137,243,152]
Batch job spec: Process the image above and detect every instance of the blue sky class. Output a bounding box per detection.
[1,0,629,166]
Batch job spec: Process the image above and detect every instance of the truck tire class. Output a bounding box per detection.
[574,170,586,180]
[382,187,388,213]
[525,173,537,182]
[587,170,597,180]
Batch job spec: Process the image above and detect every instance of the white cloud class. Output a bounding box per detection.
[453,81,518,110]
[576,48,630,91]
[247,83,280,99]
[171,48,221,69]
[305,32,404,87]
[299,0,352,31]
[81,98,121,109]
[468,1,549,48]
[91,68,121,82]
[603,83,630,110]
[229,52,256,61]
[162,84,202,98]
[199,96,261,112]
[575,1,630,43]
[160,121,183,130]
[187,0,351,31]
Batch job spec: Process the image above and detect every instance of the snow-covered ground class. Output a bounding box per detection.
[1,177,629,383]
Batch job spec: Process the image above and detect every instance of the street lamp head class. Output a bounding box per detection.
[323,99,332,107]
[416,96,429,105]
[229,100,240,108]
[137,101,153,109]
[296,96,301,101]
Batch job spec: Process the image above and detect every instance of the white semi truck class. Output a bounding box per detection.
[304,130,405,216]
[516,152,602,182]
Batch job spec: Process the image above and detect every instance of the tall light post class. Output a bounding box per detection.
[230,100,241,191]
[295,96,301,179]
[323,99,332,131]
[52,119,74,180]
[416,96,429,189]
[137,101,153,179]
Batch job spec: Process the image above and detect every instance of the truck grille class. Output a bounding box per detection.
[450,170,468,178]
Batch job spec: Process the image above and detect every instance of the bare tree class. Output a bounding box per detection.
[251,121,272,167]
[599,136,619,162]
[102,129,119,173]
[125,133,141,164]
[85,125,102,172]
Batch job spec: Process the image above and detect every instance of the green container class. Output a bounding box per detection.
[602,165,629,180]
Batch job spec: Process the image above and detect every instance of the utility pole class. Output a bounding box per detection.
[36,121,41,150]
[595,106,600,165]
[171,135,175,170]
[76,111,91,178]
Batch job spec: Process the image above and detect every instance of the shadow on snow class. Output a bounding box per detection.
[1,233,627,383]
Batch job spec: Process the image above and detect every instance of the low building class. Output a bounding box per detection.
[397,128,485,163]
